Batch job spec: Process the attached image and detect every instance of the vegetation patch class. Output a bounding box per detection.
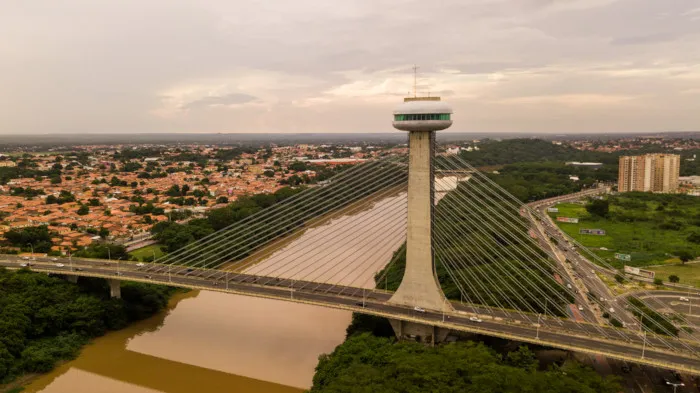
[0,268,175,384]
[309,333,621,393]
[648,264,700,288]
[129,244,166,262]
[550,193,700,268]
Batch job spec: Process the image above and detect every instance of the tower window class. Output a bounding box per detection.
[394,114,450,121]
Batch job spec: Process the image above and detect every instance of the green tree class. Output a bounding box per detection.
[669,274,680,283]
[77,205,89,216]
[309,334,620,393]
[586,199,609,218]
[288,161,307,172]
[678,250,695,264]
[654,278,663,286]
[98,227,109,239]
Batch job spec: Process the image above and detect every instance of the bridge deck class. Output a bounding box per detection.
[3,254,700,375]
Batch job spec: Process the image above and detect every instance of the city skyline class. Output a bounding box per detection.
[1,0,699,135]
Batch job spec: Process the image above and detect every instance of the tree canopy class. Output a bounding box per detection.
[0,268,174,383]
[310,333,620,393]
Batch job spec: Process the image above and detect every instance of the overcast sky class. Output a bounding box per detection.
[1,0,699,135]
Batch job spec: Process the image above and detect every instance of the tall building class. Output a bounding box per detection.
[618,153,680,193]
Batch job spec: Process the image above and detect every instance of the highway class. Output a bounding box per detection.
[526,187,640,330]
[4,254,700,374]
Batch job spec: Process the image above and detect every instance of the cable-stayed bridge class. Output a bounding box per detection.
[4,154,700,374]
[4,95,700,375]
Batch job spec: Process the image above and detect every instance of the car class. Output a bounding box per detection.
[74,267,83,271]
[609,307,615,313]
[621,364,630,373]
[22,256,29,260]
[115,272,123,276]
[355,301,365,307]
[578,305,584,311]
[145,275,152,279]
[55,263,65,267]
[19,263,27,267]
[51,258,58,261]
[136,263,145,267]
[566,284,572,289]
[591,269,595,274]
[186,268,194,273]
[680,297,690,302]
[469,316,483,323]
[413,306,426,313]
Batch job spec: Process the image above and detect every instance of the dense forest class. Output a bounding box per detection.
[309,333,621,393]
[0,268,174,383]
[460,138,699,177]
[485,161,616,202]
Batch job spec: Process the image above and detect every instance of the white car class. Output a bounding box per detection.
[20,263,27,267]
[609,307,615,313]
[413,306,426,313]
[55,263,65,267]
[136,263,145,267]
[578,305,584,311]
[22,256,29,260]
[51,258,58,261]
[680,297,690,302]
[469,316,483,323]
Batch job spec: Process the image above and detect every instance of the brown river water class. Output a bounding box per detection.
[23,178,466,393]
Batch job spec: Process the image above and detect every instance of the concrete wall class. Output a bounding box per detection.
[109,278,121,299]
[389,319,451,345]
[389,131,452,312]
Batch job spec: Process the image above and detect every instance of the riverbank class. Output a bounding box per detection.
[0,268,178,392]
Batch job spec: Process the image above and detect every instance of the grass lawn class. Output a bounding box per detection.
[648,264,700,288]
[549,193,700,268]
[129,244,166,261]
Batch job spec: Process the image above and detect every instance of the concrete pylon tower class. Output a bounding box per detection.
[389,95,454,312]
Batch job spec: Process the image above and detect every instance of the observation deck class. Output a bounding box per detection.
[392,97,453,132]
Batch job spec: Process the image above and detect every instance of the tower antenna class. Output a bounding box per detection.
[412,65,419,97]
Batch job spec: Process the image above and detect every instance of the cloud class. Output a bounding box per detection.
[180,93,258,110]
[0,0,698,134]
[611,32,683,46]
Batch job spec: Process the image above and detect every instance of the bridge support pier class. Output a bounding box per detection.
[66,275,78,284]
[389,319,450,345]
[108,279,121,299]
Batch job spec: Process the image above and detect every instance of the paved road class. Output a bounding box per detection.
[4,254,700,374]
[526,188,640,330]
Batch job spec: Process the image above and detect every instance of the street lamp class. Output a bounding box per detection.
[536,314,541,340]
[27,243,34,260]
[666,381,684,393]
[641,330,647,359]
[442,297,448,322]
